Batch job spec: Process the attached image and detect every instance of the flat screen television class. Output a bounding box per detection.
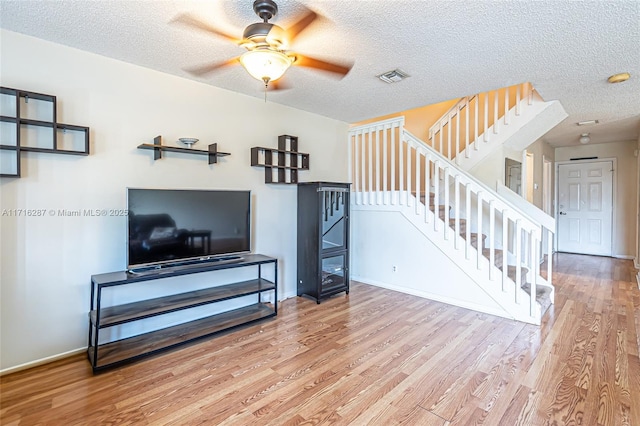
[127,188,251,270]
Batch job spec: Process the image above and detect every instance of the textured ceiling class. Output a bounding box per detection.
[1,0,639,148]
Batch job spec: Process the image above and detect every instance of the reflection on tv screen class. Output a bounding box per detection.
[127,189,250,268]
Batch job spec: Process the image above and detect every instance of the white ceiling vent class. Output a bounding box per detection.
[377,69,409,84]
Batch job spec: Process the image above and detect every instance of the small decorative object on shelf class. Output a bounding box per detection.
[138,135,230,164]
[0,86,90,178]
[251,134,309,184]
[178,137,199,147]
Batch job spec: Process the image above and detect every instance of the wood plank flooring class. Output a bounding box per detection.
[1,253,639,425]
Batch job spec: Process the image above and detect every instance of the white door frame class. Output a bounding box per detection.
[554,157,617,256]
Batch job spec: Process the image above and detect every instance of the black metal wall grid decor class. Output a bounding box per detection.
[0,87,90,177]
[250,134,309,184]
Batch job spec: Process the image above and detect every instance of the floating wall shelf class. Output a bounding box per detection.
[138,136,230,164]
[0,86,90,178]
[251,134,309,184]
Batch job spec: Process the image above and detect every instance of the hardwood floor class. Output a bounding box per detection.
[1,253,639,425]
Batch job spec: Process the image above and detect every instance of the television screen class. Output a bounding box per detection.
[127,189,251,269]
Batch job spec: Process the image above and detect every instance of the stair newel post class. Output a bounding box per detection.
[465,97,470,158]
[390,124,396,206]
[447,113,452,161]
[530,232,539,317]
[493,90,499,134]
[546,228,553,284]
[352,132,358,205]
[383,125,388,205]
[424,153,431,224]
[502,210,509,292]
[477,191,483,269]
[434,161,440,232]
[515,219,522,304]
[444,167,450,240]
[504,86,510,125]
[375,126,381,205]
[483,93,489,142]
[454,175,460,249]
[465,183,471,259]
[406,139,412,208]
[455,108,460,164]
[415,146,421,216]
[489,201,495,281]
[439,120,444,157]
[399,133,404,206]
[360,130,366,205]
[368,128,374,206]
[474,96,479,151]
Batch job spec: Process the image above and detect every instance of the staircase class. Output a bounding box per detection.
[427,83,567,171]
[348,111,557,324]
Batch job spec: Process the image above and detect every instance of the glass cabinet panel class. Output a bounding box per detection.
[321,189,347,250]
[321,254,346,291]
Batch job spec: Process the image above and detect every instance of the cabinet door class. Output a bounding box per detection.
[321,253,347,293]
[320,188,348,251]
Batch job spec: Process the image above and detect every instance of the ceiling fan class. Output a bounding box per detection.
[173,0,353,89]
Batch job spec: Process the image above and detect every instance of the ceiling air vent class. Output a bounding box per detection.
[377,69,409,84]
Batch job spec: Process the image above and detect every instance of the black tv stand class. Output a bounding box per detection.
[88,254,277,372]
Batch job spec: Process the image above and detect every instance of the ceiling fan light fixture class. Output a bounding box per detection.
[240,49,293,83]
[579,133,591,144]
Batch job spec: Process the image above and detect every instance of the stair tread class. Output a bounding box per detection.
[521,283,553,316]
[420,193,551,316]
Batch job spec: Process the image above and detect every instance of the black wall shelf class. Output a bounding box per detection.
[251,134,309,184]
[0,86,90,178]
[138,136,230,164]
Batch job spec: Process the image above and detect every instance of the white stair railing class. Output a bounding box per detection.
[349,117,553,324]
[428,83,535,164]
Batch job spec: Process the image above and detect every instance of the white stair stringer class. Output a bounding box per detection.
[453,94,567,171]
[350,196,543,325]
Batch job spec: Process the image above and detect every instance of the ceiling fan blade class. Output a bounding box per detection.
[171,13,240,44]
[291,54,353,77]
[184,57,240,76]
[269,78,292,91]
[285,8,318,44]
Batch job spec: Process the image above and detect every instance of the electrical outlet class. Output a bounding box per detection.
[392,265,397,272]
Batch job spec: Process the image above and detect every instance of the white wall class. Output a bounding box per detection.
[468,145,522,190]
[555,140,638,258]
[0,30,349,371]
[351,209,510,319]
[636,136,640,273]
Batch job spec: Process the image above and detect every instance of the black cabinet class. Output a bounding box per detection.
[88,254,277,372]
[297,182,350,303]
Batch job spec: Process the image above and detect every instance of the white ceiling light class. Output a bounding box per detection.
[239,49,293,86]
[579,133,591,144]
[576,120,599,126]
[607,72,630,83]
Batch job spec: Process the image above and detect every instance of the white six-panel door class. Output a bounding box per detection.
[557,161,613,256]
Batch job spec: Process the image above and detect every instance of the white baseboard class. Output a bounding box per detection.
[613,254,635,260]
[352,275,513,321]
[636,272,640,290]
[0,347,86,376]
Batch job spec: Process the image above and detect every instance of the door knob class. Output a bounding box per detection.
[559,211,567,215]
